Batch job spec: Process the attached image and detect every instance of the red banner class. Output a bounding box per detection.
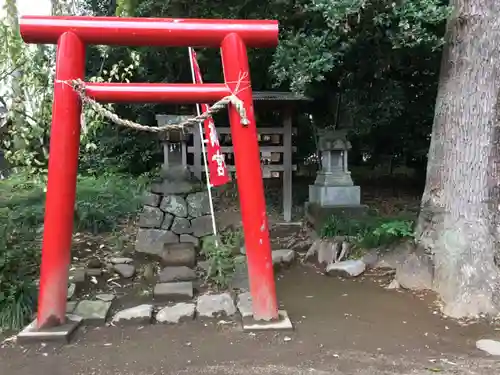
[188,48,230,187]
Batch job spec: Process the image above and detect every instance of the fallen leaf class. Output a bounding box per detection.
[425,367,442,372]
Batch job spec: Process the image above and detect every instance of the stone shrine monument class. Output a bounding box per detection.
[156,114,190,169]
[306,128,366,228]
[309,129,360,206]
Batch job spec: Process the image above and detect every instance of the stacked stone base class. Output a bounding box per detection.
[67,243,246,326]
[133,169,212,318]
[69,291,244,326]
[65,248,297,328]
[136,168,213,253]
[61,167,299,332]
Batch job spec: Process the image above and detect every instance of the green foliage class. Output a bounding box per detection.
[0,174,44,331]
[116,0,140,16]
[320,215,368,238]
[272,0,450,170]
[273,0,450,93]
[0,172,146,331]
[0,19,54,174]
[0,1,148,176]
[79,51,148,175]
[373,220,414,238]
[0,207,40,331]
[320,214,414,250]
[357,219,414,249]
[200,229,243,290]
[1,0,452,179]
[0,275,37,331]
[74,173,146,233]
[220,226,244,249]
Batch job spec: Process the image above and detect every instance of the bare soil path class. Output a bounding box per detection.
[1,266,499,375]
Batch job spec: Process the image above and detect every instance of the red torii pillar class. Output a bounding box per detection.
[19,16,280,333]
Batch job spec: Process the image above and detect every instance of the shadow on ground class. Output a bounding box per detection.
[1,266,499,375]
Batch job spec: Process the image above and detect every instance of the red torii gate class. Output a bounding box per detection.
[19,16,280,334]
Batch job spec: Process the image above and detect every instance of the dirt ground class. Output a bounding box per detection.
[1,265,499,375]
[0,184,496,374]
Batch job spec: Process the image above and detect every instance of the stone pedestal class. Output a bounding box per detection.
[304,202,368,231]
[307,129,367,229]
[308,129,362,207]
[309,185,361,207]
[135,166,213,254]
[135,115,213,254]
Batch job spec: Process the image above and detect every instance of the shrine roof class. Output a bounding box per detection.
[252,91,312,102]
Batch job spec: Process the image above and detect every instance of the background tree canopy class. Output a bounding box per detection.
[1,0,449,180]
[85,0,449,179]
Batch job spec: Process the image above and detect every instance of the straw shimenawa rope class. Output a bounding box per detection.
[64,79,249,132]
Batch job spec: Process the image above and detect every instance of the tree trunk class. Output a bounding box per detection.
[415,1,500,318]
[5,0,24,129]
[51,0,72,15]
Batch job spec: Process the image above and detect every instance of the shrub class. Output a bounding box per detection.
[0,172,146,331]
[320,214,415,251]
[320,215,371,238]
[0,177,43,332]
[74,173,146,233]
[200,227,244,290]
[356,219,414,249]
[0,246,38,331]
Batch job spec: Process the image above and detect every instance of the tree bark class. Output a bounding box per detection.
[4,0,24,130]
[415,1,500,318]
[51,0,73,15]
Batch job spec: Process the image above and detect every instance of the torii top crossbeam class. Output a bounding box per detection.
[20,16,279,47]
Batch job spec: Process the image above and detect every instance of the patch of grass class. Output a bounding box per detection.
[74,173,146,233]
[356,219,414,249]
[320,213,415,252]
[0,172,146,332]
[201,228,244,290]
[320,215,372,238]
[220,226,244,250]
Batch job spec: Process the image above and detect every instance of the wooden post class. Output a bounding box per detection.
[181,141,187,168]
[282,107,293,222]
[163,143,169,167]
[192,124,202,179]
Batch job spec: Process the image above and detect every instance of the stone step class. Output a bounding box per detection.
[156,303,196,324]
[153,281,194,301]
[73,300,112,324]
[196,292,236,318]
[160,243,196,267]
[158,266,197,283]
[111,304,154,325]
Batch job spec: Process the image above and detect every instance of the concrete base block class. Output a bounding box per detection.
[73,300,112,324]
[309,185,361,206]
[305,202,369,231]
[17,314,82,343]
[154,281,194,301]
[242,310,293,332]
